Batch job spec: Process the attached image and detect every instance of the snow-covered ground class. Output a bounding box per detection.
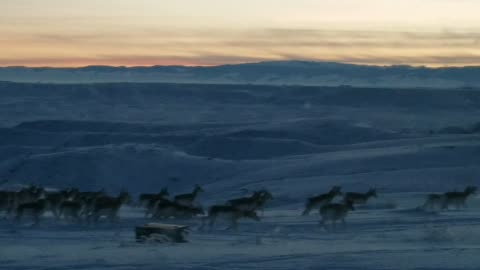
[1,82,480,269]
[2,197,480,270]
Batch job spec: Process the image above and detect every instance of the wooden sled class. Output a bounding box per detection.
[135,223,189,243]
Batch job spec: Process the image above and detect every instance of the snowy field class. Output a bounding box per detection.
[2,198,480,270]
[1,82,480,269]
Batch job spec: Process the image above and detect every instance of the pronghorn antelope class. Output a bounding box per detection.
[302,186,342,216]
[144,196,170,218]
[152,200,204,220]
[59,188,80,200]
[319,199,355,229]
[227,190,263,210]
[204,205,260,230]
[174,185,204,206]
[227,189,273,212]
[16,186,45,204]
[78,189,106,200]
[15,199,50,224]
[250,189,273,215]
[77,190,107,217]
[59,200,84,222]
[442,186,477,210]
[139,188,169,207]
[422,193,446,210]
[344,188,377,205]
[142,188,170,217]
[0,191,17,217]
[45,191,72,219]
[89,191,132,223]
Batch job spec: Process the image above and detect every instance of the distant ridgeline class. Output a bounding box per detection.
[1,61,480,88]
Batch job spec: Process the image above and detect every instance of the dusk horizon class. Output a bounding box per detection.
[3,1,480,67]
[3,59,480,69]
[2,2,480,270]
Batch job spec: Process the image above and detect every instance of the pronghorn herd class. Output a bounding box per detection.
[0,184,477,231]
[0,186,133,225]
[140,186,272,230]
[303,186,377,229]
[422,186,477,211]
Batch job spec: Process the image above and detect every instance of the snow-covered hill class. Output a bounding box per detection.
[1,82,479,269]
[1,82,479,195]
[1,61,480,88]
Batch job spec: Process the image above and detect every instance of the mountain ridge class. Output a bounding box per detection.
[1,60,480,88]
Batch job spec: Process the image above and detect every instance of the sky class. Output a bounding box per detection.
[1,0,480,67]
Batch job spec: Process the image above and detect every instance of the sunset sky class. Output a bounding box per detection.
[1,0,480,67]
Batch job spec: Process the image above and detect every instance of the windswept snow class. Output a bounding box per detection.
[1,61,480,88]
[1,82,480,269]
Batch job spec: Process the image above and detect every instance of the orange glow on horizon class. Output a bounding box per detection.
[2,0,480,68]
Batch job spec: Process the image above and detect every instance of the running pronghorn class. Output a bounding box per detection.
[422,193,446,210]
[252,189,273,215]
[89,191,132,223]
[343,188,377,205]
[77,190,106,217]
[227,189,273,212]
[59,188,80,201]
[442,186,477,210]
[319,199,355,230]
[78,189,106,200]
[203,205,260,230]
[45,190,74,219]
[174,185,204,206]
[16,186,45,204]
[142,188,170,217]
[15,199,50,225]
[152,200,204,220]
[0,191,17,217]
[302,186,342,216]
[227,191,262,211]
[59,200,84,223]
[139,188,169,207]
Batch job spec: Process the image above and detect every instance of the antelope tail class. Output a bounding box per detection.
[302,200,312,216]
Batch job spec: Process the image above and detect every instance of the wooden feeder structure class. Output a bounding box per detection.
[135,223,189,243]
